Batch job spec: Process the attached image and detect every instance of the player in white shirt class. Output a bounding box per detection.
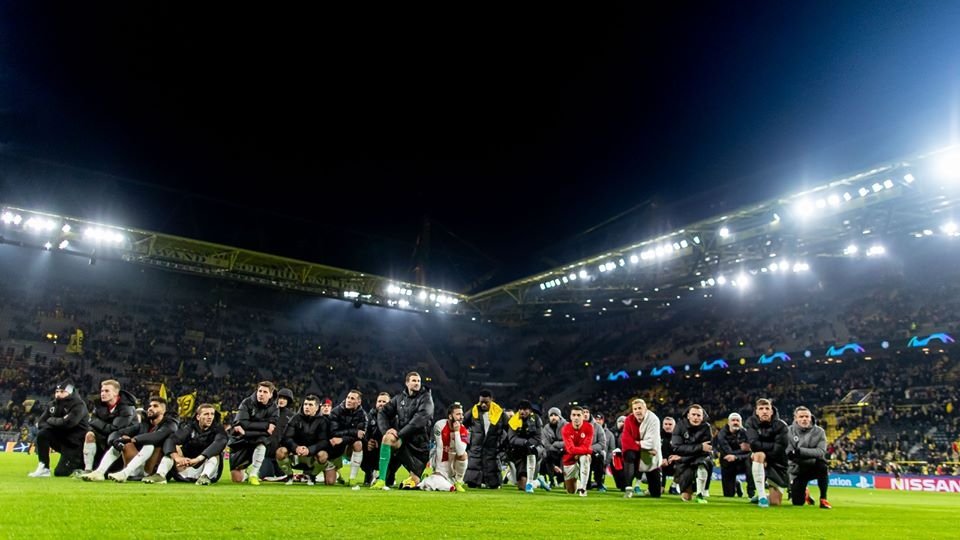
[420,403,469,492]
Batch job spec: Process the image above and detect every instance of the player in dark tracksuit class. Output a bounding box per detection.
[82,396,178,482]
[505,400,545,492]
[329,389,368,486]
[745,398,790,507]
[84,380,138,472]
[361,392,391,485]
[716,412,754,498]
[228,381,280,484]
[670,404,714,503]
[373,372,434,489]
[30,382,90,477]
[149,402,228,484]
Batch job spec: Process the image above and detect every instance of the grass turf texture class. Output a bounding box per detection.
[1,453,958,539]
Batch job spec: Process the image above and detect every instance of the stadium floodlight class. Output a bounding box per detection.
[737,273,750,287]
[794,199,815,218]
[562,276,568,284]
[618,258,625,267]
[706,278,716,286]
[578,269,588,279]
[883,179,894,189]
[655,246,665,258]
[718,227,730,238]
[598,264,607,273]
[843,192,853,202]
[904,173,915,183]
[716,275,727,286]
[871,182,883,193]
[540,283,546,290]
[569,272,577,280]
[672,242,681,251]
[780,258,789,270]
[692,235,701,244]
[815,198,827,209]
[679,239,689,249]
[58,240,69,250]
[858,187,870,197]
[935,148,960,180]
[24,216,56,232]
[398,299,410,308]
[827,194,841,207]
[768,262,779,272]
[418,291,427,301]
[923,229,934,236]
[429,293,436,301]
[941,222,958,235]
[771,213,781,224]
[629,254,639,264]
[793,262,810,273]
[43,241,52,250]
[61,224,72,233]
[844,244,858,255]
[866,245,886,257]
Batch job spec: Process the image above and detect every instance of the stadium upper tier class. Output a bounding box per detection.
[3,145,960,323]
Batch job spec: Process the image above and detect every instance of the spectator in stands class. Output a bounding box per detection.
[746,398,790,508]
[145,403,227,485]
[30,382,89,477]
[464,388,507,489]
[83,379,138,473]
[787,406,831,509]
[82,396,178,482]
[372,371,434,490]
[670,404,713,503]
[228,381,279,485]
[716,412,754,498]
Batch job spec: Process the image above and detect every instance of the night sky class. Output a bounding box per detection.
[2,2,960,292]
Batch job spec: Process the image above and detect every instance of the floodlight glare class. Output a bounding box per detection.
[858,187,870,197]
[578,270,588,279]
[629,255,639,264]
[815,199,826,209]
[569,272,577,280]
[935,149,960,180]
[716,275,727,286]
[58,240,69,250]
[693,236,701,244]
[706,278,716,286]
[737,273,750,287]
[883,179,894,189]
[398,299,410,308]
[866,245,886,257]
[769,263,779,272]
[43,241,52,250]
[679,239,689,248]
[718,227,730,238]
[827,194,840,206]
[942,222,958,235]
[61,224,71,233]
[598,264,607,273]
[844,244,858,255]
[843,192,853,202]
[872,182,883,193]
[904,173,915,183]
[922,229,934,236]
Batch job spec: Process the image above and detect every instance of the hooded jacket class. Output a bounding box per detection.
[377,386,434,450]
[464,400,508,487]
[283,411,331,456]
[787,418,827,476]
[541,416,568,455]
[330,401,368,440]
[88,389,138,439]
[505,413,543,458]
[671,408,713,466]
[164,415,228,461]
[230,392,280,446]
[745,407,789,463]
[40,393,90,433]
[716,423,751,464]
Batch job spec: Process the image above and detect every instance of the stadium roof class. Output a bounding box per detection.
[4,145,960,323]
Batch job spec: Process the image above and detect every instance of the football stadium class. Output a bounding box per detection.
[3,3,960,539]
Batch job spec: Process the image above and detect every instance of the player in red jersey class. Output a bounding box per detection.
[561,405,594,496]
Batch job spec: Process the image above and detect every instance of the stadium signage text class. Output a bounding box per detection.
[874,475,960,493]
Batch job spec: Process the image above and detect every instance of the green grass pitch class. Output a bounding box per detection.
[1,453,958,539]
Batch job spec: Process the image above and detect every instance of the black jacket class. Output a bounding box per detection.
[88,389,138,439]
[671,416,713,466]
[660,429,675,473]
[268,405,296,454]
[39,394,90,433]
[745,408,789,463]
[506,414,543,457]
[229,393,280,446]
[283,412,331,455]
[716,425,751,464]
[112,414,179,447]
[330,402,368,440]
[164,417,228,460]
[364,407,384,447]
[463,403,507,488]
[377,387,434,451]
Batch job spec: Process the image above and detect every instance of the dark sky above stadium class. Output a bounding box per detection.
[2,2,960,293]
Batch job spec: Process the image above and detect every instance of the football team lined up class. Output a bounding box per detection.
[27,372,831,508]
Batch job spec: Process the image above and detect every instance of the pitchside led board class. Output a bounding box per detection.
[599,333,956,381]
